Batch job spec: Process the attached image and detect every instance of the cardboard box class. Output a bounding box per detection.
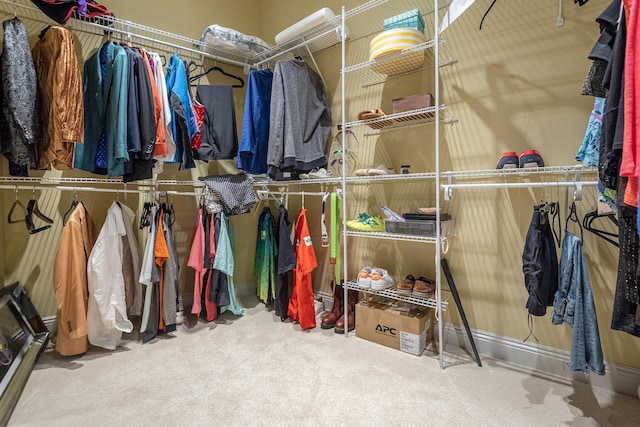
[392,93,433,114]
[384,9,425,34]
[356,301,434,356]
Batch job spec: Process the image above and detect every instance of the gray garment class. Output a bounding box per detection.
[267,58,331,176]
[200,173,258,216]
[196,85,238,160]
[162,210,178,328]
[1,18,39,169]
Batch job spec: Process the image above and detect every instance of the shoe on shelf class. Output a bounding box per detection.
[370,268,394,290]
[496,152,519,169]
[368,164,395,175]
[308,168,333,179]
[396,274,415,296]
[354,168,369,176]
[357,266,373,289]
[345,213,385,232]
[519,150,544,168]
[299,170,313,179]
[412,276,436,298]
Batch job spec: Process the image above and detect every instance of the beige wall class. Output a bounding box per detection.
[1,0,639,372]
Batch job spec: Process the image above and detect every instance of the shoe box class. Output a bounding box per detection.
[355,301,434,356]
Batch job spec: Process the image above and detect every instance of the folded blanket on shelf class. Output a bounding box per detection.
[199,24,271,56]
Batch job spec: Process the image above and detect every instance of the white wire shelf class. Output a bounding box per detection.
[345,37,456,87]
[346,229,445,244]
[442,165,598,180]
[345,281,447,310]
[345,105,450,131]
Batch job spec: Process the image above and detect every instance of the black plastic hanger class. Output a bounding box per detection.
[8,189,27,225]
[565,202,583,241]
[139,201,155,229]
[582,209,618,248]
[63,200,79,226]
[189,65,244,88]
[26,198,54,234]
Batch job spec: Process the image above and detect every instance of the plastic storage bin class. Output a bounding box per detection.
[383,9,425,34]
[384,219,455,237]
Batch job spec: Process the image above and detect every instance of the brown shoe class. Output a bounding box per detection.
[335,290,357,334]
[321,283,343,329]
[397,274,415,296]
[412,276,435,298]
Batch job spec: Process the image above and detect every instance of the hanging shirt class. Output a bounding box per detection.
[188,208,206,317]
[75,41,129,177]
[255,207,277,304]
[216,212,244,316]
[1,17,40,176]
[165,53,199,169]
[122,46,156,183]
[203,212,218,320]
[288,208,318,330]
[155,209,169,331]
[275,204,296,320]
[140,205,158,332]
[87,202,134,350]
[237,69,273,175]
[118,203,141,314]
[32,25,84,171]
[267,58,331,177]
[149,51,176,173]
[162,208,179,331]
[52,202,96,356]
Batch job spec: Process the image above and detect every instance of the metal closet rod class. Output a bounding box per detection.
[0,184,203,197]
[0,0,252,69]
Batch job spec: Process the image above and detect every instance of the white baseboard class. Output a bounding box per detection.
[444,324,640,397]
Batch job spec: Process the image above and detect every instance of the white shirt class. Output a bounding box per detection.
[87,202,134,350]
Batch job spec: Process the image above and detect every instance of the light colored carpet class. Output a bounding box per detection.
[8,295,640,427]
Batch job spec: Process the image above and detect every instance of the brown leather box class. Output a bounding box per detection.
[392,93,433,114]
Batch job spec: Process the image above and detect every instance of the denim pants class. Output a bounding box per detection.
[552,232,605,375]
[522,206,558,316]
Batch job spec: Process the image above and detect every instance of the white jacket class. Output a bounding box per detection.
[87,202,134,350]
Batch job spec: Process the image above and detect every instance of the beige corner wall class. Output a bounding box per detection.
[1,0,638,373]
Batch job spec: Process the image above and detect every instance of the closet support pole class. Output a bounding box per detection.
[441,258,482,367]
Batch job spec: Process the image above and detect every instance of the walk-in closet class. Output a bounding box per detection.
[1,0,639,425]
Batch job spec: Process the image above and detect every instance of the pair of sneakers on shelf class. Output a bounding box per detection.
[496,150,544,169]
[299,168,333,179]
[357,266,394,290]
[397,274,436,299]
[346,213,385,232]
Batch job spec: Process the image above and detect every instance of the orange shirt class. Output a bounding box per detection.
[288,209,318,330]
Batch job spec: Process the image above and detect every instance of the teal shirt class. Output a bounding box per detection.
[254,207,277,304]
[75,42,129,177]
[216,213,244,316]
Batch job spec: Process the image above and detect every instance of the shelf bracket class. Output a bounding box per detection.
[444,171,454,201]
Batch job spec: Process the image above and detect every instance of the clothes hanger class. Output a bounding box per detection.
[62,191,80,226]
[582,208,618,248]
[8,188,27,225]
[188,65,245,88]
[26,189,54,234]
[565,201,583,241]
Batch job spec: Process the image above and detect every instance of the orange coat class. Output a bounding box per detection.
[53,203,96,356]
